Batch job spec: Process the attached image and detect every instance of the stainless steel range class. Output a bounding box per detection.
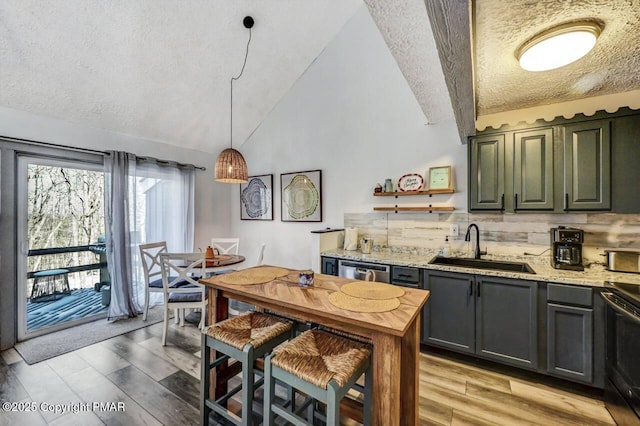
[601,280,640,425]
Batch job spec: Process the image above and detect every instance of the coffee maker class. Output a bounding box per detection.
[551,227,584,271]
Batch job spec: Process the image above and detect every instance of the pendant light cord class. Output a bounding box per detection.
[230,28,252,149]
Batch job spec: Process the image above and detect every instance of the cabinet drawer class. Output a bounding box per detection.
[391,266,420,287]
[547,283,592,307]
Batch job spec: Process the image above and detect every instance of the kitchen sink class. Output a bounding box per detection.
[428,256,536,274]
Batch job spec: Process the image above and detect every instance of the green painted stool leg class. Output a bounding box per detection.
[263,354,275,426]
[200,333,211,426]
[241,344,255,426]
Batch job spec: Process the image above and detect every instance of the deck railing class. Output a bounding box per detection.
[27,243,107,280]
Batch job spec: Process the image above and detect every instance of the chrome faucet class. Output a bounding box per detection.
[464,223,486,259]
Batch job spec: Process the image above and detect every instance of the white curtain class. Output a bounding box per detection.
[104,151,195,321]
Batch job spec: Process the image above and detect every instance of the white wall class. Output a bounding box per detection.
[0,105,230,250]
[233,6,467,269]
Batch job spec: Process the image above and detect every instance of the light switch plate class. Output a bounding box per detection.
[449,224,459,237]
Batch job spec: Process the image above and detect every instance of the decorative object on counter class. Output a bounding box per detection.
[298,270,314,287]
[281,169,322,222]
[240,174,273,220]
[361,237,374,254]
[214,16,254,183]
[343,227,358,251]
[384,178,393,192]
[428,166,453,190]
[397,173,424,191]
[374,183,383,193]
[328,291,400,313]
[340,281,404,299]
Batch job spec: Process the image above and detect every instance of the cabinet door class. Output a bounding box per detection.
[514,128,554,210]
[470,134,505,211]
[321,257,338,276]
[476,277,538,369]
[547,303,593,383]
[422,271,475,354]
[563,120,611,210]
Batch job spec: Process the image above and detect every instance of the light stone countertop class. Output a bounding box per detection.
[321,248,640,288]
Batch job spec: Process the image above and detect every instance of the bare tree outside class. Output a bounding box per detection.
[27,165,105,291]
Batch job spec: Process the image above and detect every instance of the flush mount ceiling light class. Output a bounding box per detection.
[516,21,602,72]
[214,16,255,183]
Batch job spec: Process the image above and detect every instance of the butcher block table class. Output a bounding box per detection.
[200,266,430,426]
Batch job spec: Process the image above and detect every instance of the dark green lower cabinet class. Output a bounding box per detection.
[321,256,338,276]
[422,272,538,369]
[547,303,593,383]
[421,273,603,386]
[476,277,538,370]
[422,273,539,371]
[422,271,475,354]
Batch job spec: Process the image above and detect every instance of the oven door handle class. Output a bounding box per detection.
[601,292,640,324]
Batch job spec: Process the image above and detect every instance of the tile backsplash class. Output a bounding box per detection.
[344,212,640,264]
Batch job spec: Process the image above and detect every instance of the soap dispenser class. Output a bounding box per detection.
[441,236,451,257]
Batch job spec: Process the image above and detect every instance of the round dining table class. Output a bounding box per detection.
[203,254,245,272]
[184,254,245,325]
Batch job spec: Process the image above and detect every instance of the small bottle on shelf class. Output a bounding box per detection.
[384,178,393,192]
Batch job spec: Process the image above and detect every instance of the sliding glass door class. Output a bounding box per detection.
[17,155,107,340]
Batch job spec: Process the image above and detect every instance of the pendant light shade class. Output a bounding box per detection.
[214,15,255,184]
[214,148,248,183]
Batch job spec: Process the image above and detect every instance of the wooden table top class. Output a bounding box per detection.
[200,266,430,337]
[204,254,245,268]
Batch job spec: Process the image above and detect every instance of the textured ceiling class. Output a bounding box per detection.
[474,0,640,125]
[5,1,632,151]
[0,0,362,153]
[363,0,453,124]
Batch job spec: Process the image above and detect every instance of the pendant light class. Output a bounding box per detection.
[516,21,602,72]
[214,16,255,183]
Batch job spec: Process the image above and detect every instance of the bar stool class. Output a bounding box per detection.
[263,329,372,426]
[201,312,293,425]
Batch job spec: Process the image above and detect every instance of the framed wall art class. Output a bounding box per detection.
[428,166,453,190]
[240,174,273,220]
[280,170,322,222]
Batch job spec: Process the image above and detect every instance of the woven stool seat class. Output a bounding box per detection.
[264,329,372,425]
[206,312,293,350]
[201,312,294,425]
[272,330,370,389]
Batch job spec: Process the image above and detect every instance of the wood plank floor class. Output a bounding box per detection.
[0,312,616,425]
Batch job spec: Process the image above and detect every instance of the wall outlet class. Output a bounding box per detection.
[449,224,459,237]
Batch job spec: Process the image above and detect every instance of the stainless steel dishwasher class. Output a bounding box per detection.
[337,260,390,283]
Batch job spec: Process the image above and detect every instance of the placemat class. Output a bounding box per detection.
[256,266,289,277]
[219,269,277,285]
[340,281,405,300]
[328,291,400,313]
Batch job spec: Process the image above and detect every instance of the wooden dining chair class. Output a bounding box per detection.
[159,252,207,346]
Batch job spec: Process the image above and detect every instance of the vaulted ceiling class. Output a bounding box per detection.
[1,0,639,152]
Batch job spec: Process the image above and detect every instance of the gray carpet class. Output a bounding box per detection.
[15,308,165,364]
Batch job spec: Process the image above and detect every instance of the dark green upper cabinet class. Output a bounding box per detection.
[469,110,640,213]
[469,129,553,212]
[514,128,554,211]
[469,134,505,211]
[563,120,611,211]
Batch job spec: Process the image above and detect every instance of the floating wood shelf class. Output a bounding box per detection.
[373,189,454,197]
[373,206,455,212]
